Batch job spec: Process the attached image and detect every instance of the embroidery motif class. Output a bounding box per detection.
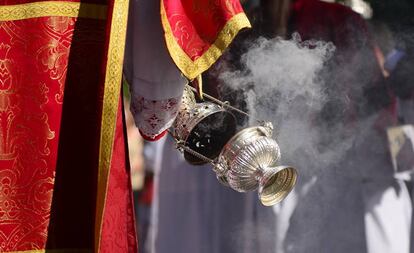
[37,17,75,103]
[130,95,180,138]
[0,17,67,251]
[0,1,107,21]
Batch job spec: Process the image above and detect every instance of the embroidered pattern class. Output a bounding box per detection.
[130,95,180,139]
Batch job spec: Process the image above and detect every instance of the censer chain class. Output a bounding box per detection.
[168,131,216,165]
[187,85,250,117]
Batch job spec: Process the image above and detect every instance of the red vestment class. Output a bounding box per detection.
[0,0,249,252]
[0,0,136,252]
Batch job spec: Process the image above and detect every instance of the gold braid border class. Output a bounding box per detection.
[160,0,251,80]
[94,0,130,251]
[0,1,107,21]
[0,1,107,252]
[6,251,45,253]
[6,250,91,253]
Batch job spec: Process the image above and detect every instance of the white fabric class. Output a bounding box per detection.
[363,180,412,253]
[411,184,414,253]
[129,95,181,138]
[355,106,412,253]
[397,98,414,253]
[272,190,298,253]
[350,122,412,253]
[124,0,187,138]
[147,136,277,253]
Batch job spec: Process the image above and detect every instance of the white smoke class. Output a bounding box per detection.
[217,34,362,172]
[215,32,383,253]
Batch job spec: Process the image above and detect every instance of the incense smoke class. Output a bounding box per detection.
[217,34,355,171]
[215,34,383,252]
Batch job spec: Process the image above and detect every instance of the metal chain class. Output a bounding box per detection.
[169,87,271,165]
[179,144,216,164]
[168,131,216,164]
[187,85,250,117]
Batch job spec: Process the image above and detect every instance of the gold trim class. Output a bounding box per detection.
[94,0,130,251]
[6,250,45,253]
[0,1,107,21]
[160,0,251,80]
[6,249,91,253]
[196,74,203,99]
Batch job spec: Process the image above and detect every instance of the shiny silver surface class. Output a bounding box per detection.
[171,87,298,206]
[258,165,297,206]
[215,123,297,206]
[171,86,236,164]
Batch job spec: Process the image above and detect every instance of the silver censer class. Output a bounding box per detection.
[170,86,297,206]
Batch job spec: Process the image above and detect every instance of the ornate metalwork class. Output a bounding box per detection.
[170,85,297,206]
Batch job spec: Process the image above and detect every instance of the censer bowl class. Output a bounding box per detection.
[184,104,237,164]
[171,86,298,206]
[214,124,297,206]
[172,85,237,164]
[258,165,297,206]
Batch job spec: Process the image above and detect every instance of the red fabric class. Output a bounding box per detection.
[0,0,105,4]
[46,16,107,251]
[0,0,137,252]
[139,129,168,141]
[100,100,138,253]
[98,0,137,249]
[138,175,154,205]
[163,0,246,60]
[290,0,371,54]
[0,16,71,251]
